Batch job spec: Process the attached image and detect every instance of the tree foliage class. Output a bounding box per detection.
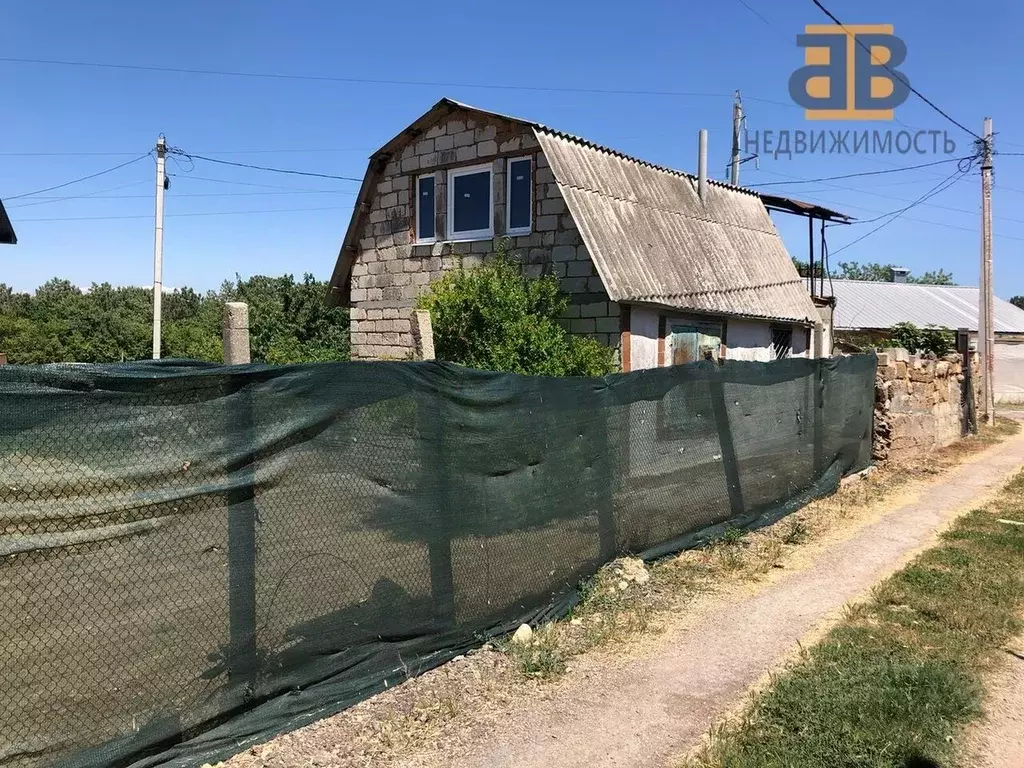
[887,321,955,357]
[1010,296,1024,311]
[416,254,617,377]
[791,259,954,285]
[0,274,349,364]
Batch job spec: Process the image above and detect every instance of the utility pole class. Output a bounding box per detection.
[152,135,167,360]
[730,91,742,186]
[979,117,995,425]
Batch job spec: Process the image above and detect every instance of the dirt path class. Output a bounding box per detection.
[420,432,1024,768]
[964,630,1024,768]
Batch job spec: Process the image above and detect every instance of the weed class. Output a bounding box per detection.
[504,625,566,679]
[719,525,747,546]
[782,518,810,545]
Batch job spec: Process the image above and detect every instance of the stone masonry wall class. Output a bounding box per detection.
[873,348,980,463]
[348,109,620,362]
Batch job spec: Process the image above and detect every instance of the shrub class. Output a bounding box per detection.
[416,248,617,377]
[888,322,955,357]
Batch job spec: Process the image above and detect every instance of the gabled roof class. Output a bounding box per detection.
[0,198,16,245]
[826,279,1024,334]
[328,98,825,325]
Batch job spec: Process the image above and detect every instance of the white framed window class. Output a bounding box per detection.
[415,173,436,244]
[447,163,493,241]
[506,156,532,235]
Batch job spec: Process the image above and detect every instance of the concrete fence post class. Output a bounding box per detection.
[223,302,251,365]
[412,309,435,361]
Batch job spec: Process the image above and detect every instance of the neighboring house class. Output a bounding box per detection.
[825,273,1024,404]
[327,98,826,369]
[0,198,16,245]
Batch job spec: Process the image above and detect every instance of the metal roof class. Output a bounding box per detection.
[826,279,1024,333]
[536,130,819,324]
[0,198,16,245]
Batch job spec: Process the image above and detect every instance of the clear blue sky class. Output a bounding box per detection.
[3,0,1024,296]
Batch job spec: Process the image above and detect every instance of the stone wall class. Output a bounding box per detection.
[348,108,620,362]
[873,348,980,463]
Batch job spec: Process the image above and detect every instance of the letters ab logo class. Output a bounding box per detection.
[789,25,911,120]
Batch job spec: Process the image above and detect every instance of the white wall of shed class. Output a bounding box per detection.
[630,306,659,370]
[726,320,772,361]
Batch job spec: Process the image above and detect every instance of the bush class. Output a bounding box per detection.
[416,249,617,377]
[888,322,955,357]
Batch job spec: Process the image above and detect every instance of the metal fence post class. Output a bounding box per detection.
[223,302,258,691]
[709,372,745,516]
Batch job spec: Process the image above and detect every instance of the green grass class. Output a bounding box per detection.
[689,470,1024,768]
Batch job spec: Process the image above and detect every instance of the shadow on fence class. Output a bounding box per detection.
[0,355,875,767]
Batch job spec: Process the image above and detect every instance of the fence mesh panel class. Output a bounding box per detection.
[0,355,874,767]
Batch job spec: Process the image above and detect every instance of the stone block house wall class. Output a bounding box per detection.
[348,110,620,362]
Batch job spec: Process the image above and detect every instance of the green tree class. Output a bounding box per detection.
[0,274,348,365]
[416,253,616,377]
[1010,296,1024,311]
[836,262,954,285]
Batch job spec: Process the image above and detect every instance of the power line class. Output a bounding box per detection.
[6,180,150,209]
[14,205,351,223]
[809,0,982,141]
[0,55,798,108]
[167,173,352,193]
[175,151,364,182]
[0,147,373,157]
[746,157,967,188]
[733,0,774,28]
[829,168,968,255]
[16,189,354,202]
[5,154,151,200]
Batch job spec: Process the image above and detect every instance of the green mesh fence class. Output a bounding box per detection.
[0,355,875,767]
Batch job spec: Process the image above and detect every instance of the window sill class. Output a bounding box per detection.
[445,233,494,243]
[506,228,532,237]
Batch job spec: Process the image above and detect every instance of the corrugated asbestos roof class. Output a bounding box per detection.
[328,98,822,324]
[827,279,1024,333]
[0,198,16,245]
[535,130,819,324]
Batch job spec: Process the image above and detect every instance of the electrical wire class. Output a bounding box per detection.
[14,206,351,223]
[809,0,982,141]
[6,180,151,209]
[5,154,152,200]
[828,168,969,255]
[733,0,773,28]
[0,55,799,107]
[167,173,351,193]
[746,157,968,187]
[171,150,363,182]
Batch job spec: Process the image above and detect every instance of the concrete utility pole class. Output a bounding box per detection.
[152,135,167,360]
[730,91,742,186]
[979,117,995,425]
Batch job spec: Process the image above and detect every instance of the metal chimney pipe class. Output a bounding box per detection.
[698,129,708,202]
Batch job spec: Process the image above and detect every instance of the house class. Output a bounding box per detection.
[824,273,1024,403]
[327,99,832,369]
[0,198,16,245]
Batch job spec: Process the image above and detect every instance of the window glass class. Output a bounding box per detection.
[452,170,491,234]
[417,176,435,241]
[508,158,531,232]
